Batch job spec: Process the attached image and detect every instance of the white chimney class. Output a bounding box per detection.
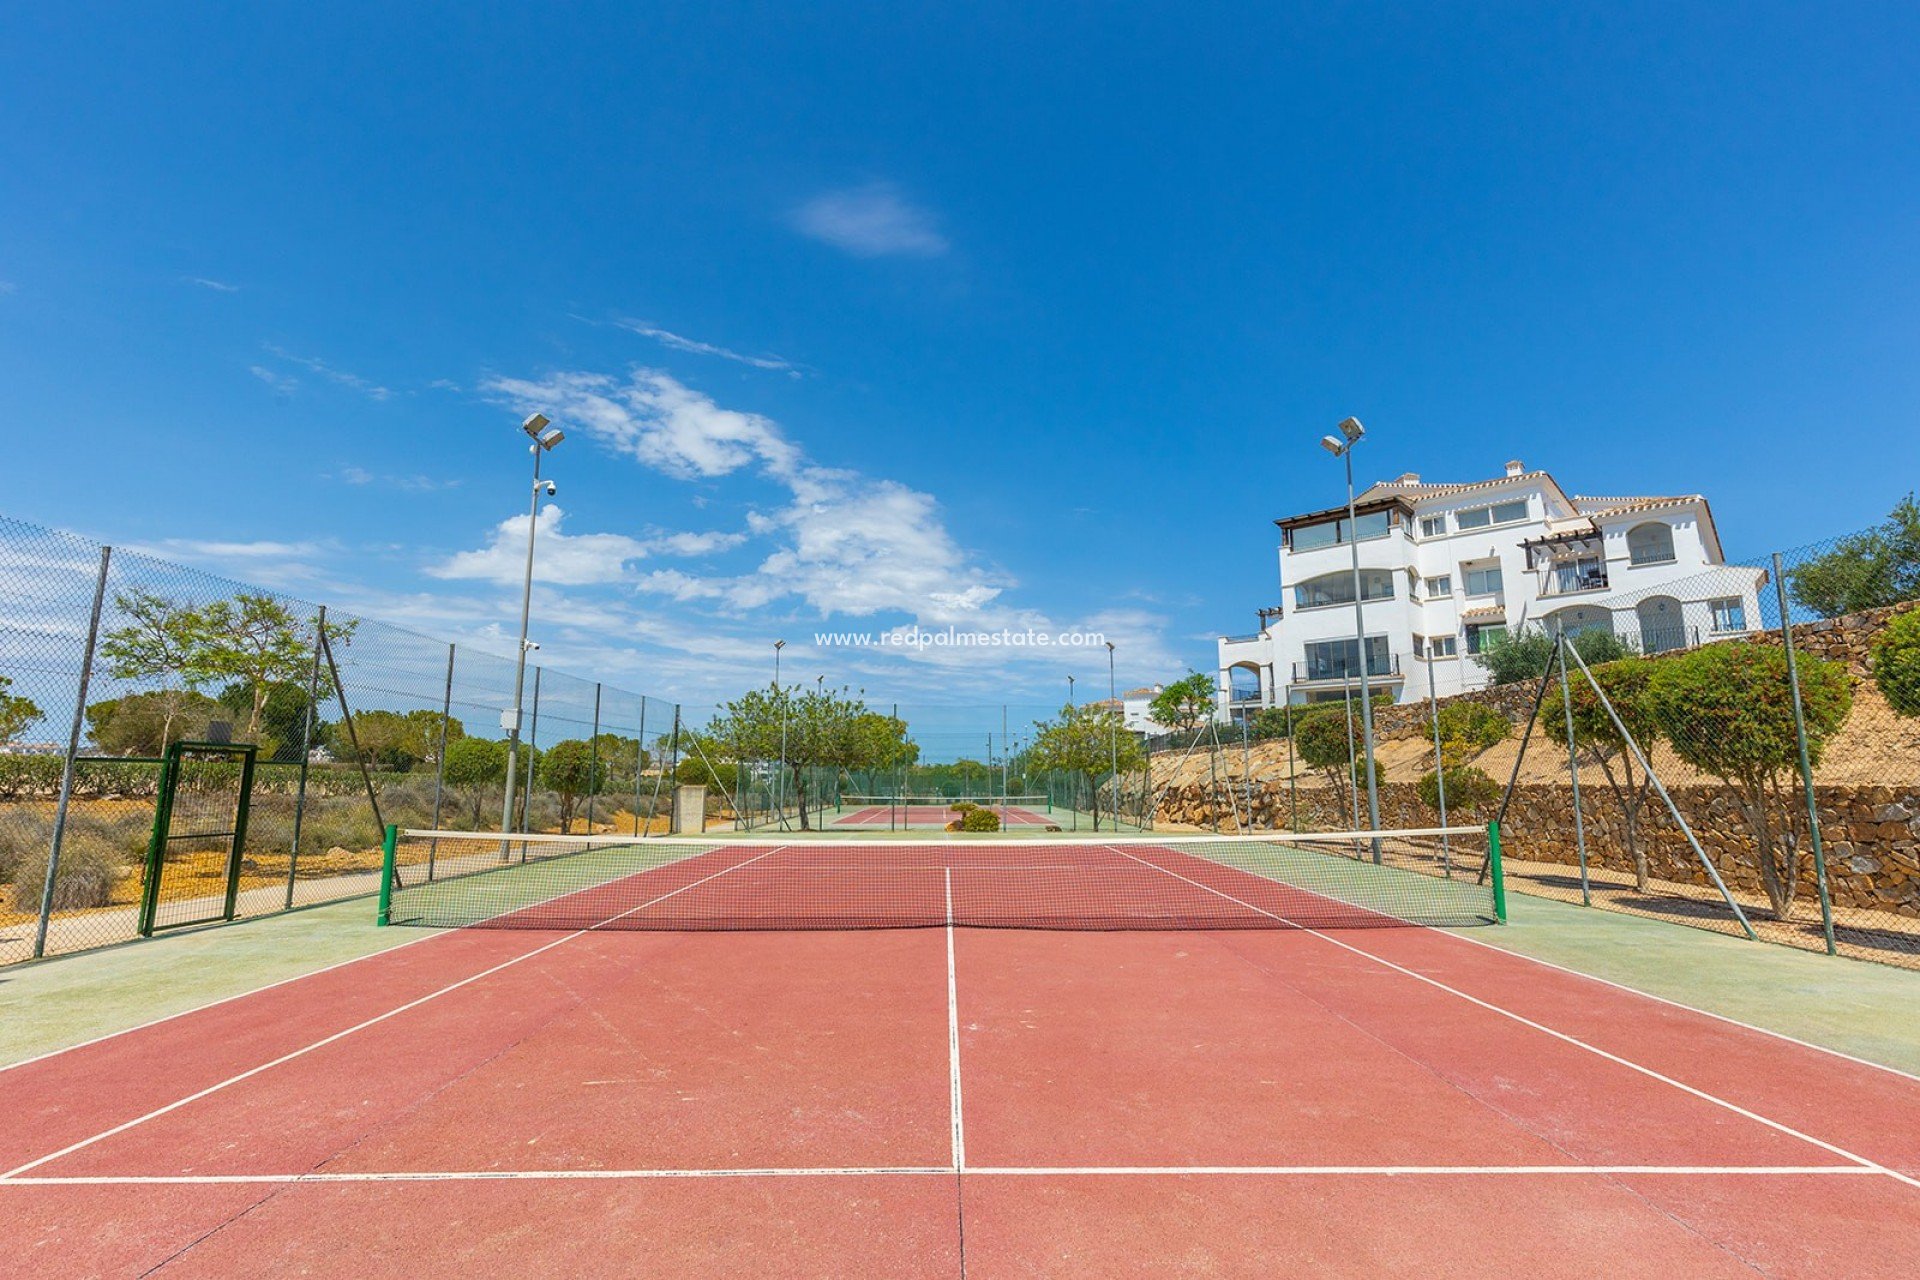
[1395,472,1420,484]
[1505,459,1525,477]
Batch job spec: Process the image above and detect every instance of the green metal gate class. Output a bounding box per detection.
[138,741,258,936]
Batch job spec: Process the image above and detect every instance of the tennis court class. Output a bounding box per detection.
[828,795,1059,829]
[4,831,1917,1276]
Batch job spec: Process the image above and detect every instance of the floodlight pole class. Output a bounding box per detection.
[1328,421,1383,860]
[500,416,559,852]
[774,640,788,832]
[1106,641,1119,832]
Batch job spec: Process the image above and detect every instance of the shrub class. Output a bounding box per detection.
[1872,606,1920,717]
[1421,701,1511,764]
[950,800,979,814]
[1479,629,1638,686]
[1246,707,1293,740]
[959,807,1001,832]
[9,831,132,913]
[1540,658,1661,889]
[1417,765,1499,818]
[1648,642,1852,919]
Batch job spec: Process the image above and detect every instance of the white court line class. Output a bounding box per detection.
[945,867,966,1172]
[0,845,789,1181]
[0,836,745,1078]
[0,1164,1892,1187]
[1103,845,1920,1194]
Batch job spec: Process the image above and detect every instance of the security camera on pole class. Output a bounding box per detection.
[500,412,565,856]
[1319,416,1383,862]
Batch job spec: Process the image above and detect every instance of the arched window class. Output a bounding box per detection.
[1627,522,1676,566]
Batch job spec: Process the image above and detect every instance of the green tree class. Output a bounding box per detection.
[85,690,226,756]
[1417,765,1499,817]
[1246,706,1293,740]
[1292,704,1373,816]
[0,675,42,744]
[216,680,329,762]
[1479,628,1639,687]
[99,590,207,752]
[328,709,434,772]
[1870,607,1920,717]
[188,593,331,741]
[1421,701,1512,766]
[1025,703,1146,831]
[1786,495,1920,619]
[708,685,914,830]
[1647,644,1853,919]
[1539,658,1663,890]
[1149,673,1217,736]
[442,736,508,828]
[591,733,647,793]
[539,739,604,832]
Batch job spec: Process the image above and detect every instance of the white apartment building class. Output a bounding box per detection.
[1216,460,1765,715]
[1088,685,1169,735]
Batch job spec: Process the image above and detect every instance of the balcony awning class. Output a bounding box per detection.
[1461,605,1507,623]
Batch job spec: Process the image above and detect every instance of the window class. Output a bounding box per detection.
[1423,574,1452,597]
[1463,564,1504,596]
[1547,555,1608,595]
[1419,515,1446,538]
[1301,636,1392,681]
[1627,522,1676,566]
[1464,623,1509,655]
[1709,597,1747,633]
[1419,634,1458,658]
[1455,500,1528,531]
[1288,510,1392,551]
[1293,569,1395,610]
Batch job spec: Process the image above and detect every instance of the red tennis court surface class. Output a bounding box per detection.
[6,839,1918,1277]
[831,802,1055,827]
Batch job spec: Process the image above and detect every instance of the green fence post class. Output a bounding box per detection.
[1487,820,1508,924]
[377,825,398,926]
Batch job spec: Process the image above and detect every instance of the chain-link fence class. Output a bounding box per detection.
[1154,500,1920,969]
[0,513,681,964]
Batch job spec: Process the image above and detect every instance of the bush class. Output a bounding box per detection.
[1647,642,1852,918]
[1246,707,1293,740]
[1872,606,1920,717]
[1480,629,1638,686]
[9,831,133,913]
[1421,701,1511,763]
[959,807,1001,832]
[950,799,979,814]
[1417,765,1500,818]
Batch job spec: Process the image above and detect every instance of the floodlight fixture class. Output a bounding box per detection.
[1320,434,1347,456]
[1336,415,1366,445]
[521,413,551,438]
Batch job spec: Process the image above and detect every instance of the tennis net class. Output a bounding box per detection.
[381,826,1501,932]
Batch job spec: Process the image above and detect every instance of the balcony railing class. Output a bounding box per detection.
[1542,568,1611,597]
[1291,654,1402,684]
[1220,633,1265,645]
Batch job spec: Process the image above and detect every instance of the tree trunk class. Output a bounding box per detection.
[792,762,811,831]
[1738,782,1795,920]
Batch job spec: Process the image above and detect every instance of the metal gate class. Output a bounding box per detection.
[138,741,258,935]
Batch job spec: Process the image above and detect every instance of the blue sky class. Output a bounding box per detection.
[4,3,1917,746]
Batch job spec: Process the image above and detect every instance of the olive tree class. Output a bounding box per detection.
[1026,703,1146,831]
[442,737,508,828]
[1647,643,1852,919]
[1540,658,1662,891]
[708,685,914,830]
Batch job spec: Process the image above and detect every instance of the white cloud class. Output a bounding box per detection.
[483,368,801,480]
[332,466,460,492]
[614,320,800,375]
[261,343,393,401]
[249,365,298,396]
[430,506,745,588]
[790,182,949,258]
[184,276,240,293]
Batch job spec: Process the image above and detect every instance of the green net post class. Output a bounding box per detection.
[1487,820,1507,924]
[377,824,398,926]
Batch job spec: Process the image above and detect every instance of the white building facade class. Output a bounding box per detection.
[1216,460,1765,716]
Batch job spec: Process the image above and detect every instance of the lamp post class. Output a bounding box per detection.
[1320,417,1383,861]
[500,413,565,848]
[774,640,787,830]
[1067,674,1076,708]
[1105,641,1119,831]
